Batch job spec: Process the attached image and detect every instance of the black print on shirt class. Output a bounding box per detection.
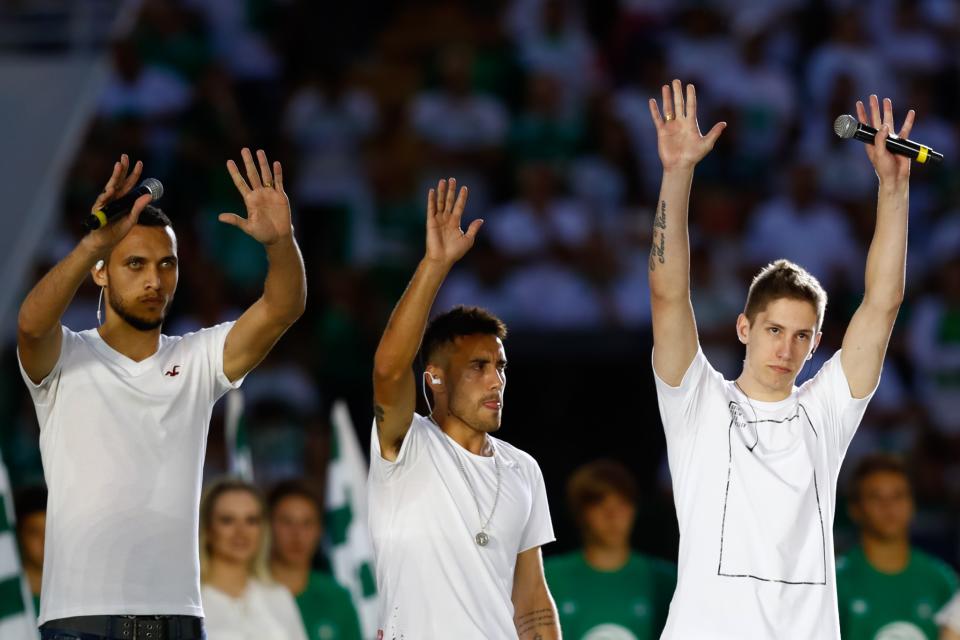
[717,403,827,585]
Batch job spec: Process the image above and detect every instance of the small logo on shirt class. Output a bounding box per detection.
[164,365,181,377]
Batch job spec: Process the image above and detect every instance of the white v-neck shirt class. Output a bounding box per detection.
[18,323,241,624]
[368,414,555,639]
[654,348,874,639]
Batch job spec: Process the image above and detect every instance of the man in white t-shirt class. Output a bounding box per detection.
[646,80,914,638]
[370,178,559,638]
[17,150,306,639]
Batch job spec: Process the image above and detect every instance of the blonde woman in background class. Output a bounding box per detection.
[200,478,308,640]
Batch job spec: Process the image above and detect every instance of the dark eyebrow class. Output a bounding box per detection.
[469,358,490,366]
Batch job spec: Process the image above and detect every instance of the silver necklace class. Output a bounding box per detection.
[429,416,501,546]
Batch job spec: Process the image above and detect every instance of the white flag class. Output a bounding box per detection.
[325,400,379,638]
[0,447,38,639]
[224,389,254,482]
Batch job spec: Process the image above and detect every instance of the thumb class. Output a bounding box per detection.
[875,124,889,148]
[129,193,153,221]
[703,122,727,149]
[218,212,249,231]
[464,218,484,242]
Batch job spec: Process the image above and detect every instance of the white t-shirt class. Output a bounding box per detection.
[654,348,874,639]
[18,323,242,624]
[368,414,555,639]
[201,581,308,640]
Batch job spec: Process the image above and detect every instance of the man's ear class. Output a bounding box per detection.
[91,259,107,287]
[808,331,823,360]
[736,313,750,344]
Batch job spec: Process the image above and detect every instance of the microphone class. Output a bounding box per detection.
[83,178,164,231]
[833,115,943,164]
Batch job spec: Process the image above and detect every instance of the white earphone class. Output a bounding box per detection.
[95,260,105,326]
[428,373,442,385]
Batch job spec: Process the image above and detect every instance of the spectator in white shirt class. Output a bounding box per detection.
[200,479,308,640]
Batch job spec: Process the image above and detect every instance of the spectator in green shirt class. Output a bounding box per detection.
[837,453,958,640]
[268,479,362,640]
[545,460,676,640]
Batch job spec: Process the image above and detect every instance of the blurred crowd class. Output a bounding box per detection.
[3,0,960,620]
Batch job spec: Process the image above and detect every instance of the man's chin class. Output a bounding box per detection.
[123,313,164,332]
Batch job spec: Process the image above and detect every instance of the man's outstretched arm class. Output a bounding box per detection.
[222,148,307,383]
[647,80,726,385]
[373,179,482,461]
[841,96,914,398]
[18,155,151,383]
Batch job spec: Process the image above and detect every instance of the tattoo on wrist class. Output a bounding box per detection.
[515,608,556,637]
[374,404,385,428]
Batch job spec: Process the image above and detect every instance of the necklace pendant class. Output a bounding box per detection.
[475,531,490,546]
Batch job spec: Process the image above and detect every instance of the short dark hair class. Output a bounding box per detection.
[14,484,47,528]
[266,478,323,517]
[744,260,827,330]
[848,453,910,503]
[421,306,507,364]
[138,204,172,228]
[567,459,638,527]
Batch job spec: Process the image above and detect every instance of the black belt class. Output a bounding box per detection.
[42,615,204,640]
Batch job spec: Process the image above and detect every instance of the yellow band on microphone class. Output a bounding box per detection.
[92,210,108,229]
[917,146,929,164]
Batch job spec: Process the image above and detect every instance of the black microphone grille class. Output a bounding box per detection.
[141,178,164,201]
[833,114,858,139]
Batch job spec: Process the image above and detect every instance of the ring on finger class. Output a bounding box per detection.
[263,181,273,188]
[664,113,675,122]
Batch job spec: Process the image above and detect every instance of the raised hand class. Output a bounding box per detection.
[222,148,292,246]
[425,178,482,266]
[648,79,726,171]
[856,95,915,186]
[85,154,153,254]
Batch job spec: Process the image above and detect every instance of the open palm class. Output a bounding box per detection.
[648,80,726,171]
[222,148,292,246]
[425,178,482,266]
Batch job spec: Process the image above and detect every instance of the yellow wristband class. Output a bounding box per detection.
[917,146,929,164]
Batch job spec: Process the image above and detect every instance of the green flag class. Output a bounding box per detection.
[0,446,37,639]
[325,400,378,637]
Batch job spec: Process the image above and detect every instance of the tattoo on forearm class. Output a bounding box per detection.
[649,200,667,271]
[515,608,556,637]
[654,200,667,229]
[374,404,385,428]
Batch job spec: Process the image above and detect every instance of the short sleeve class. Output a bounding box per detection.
[802,350,875,458]
[17,325,76,406]
[369,414,426,482]
[178,321,244,400]
[207,322,244,398]
[518,461,555,553]
[652,347,718,443]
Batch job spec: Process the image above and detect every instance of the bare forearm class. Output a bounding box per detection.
[374,259,449,379]
[864,182,908,309]
[514,604,560,639]
[649,167,694,300]
[18,238,100,338]
[262,235,307,323]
